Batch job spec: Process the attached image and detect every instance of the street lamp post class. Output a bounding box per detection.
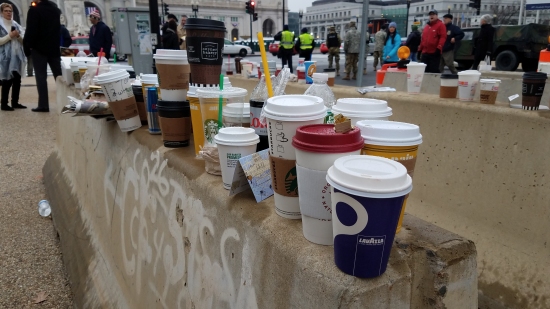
[299,9,303,31]
[192,1,199,18]
[405,0,411,36]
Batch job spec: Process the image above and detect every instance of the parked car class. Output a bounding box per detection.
[268,41,298,56]
[69,36,125,61]
[223,39,252,57]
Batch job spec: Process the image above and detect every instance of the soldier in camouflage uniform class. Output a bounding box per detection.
[326,26,342,76]
[373,25,387,71]
[343,21,361,80]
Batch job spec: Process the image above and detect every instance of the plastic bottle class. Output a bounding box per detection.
[38,200,51,217]
[304,73,336,124]
[76,47,87,57]
[249,76,269,151]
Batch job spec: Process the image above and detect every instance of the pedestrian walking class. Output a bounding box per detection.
[326,25,342,76]
[373,24,387,71]
[88,10,112,59]
[383,22,401,64]
[178,15,187,50]
[439,14,464,74]
[343,21,360,80]
[23,0,62,112]
[296,27,314,61]
[418,10,447,73]
[0,3,26,111]
[274,25,295,73]
[162,20,180,50]
[472,15,495,71]
[405,25,421,62]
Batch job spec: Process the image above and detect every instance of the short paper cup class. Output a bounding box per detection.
[332,98,392,125]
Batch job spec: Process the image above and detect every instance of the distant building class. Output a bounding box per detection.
[288,12,300,35]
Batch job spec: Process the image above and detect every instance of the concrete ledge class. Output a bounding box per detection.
[229,75,550,309]
[44,79,478,308]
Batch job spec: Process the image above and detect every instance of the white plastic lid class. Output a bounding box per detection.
[223,77,232,88]
[263,95,327,121]
[406,62,426,67]
[458,70,481,76]
[223,103,250,117]
[155,49,187,57]
[141,74,159,84]
[110,64,134,71]
[214,127,259,146]
[326,155,413,198]
[312,73,328,82]
[96,69,129,85]
[480,79,501,83]
[332,98,392,118]
[196,87,247,99]
[86,62,110,68]
[356,120,423,146]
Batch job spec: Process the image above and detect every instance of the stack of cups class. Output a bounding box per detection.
[406,62,427,94]
[522,72,547,110]
[304,61,317,84]
[157,99,192,147]
[214,127,259,190]
[154,49,190,101]
[141,74,160,102]
[356,120,422,233]
[292,124,364,245]
[263,95,327,219]
[440,74,459,99]
[223,103,250,127]
[326,155,412,278]
[132,81,148,124]
[479,79,501,104]
[332,98,393,125]
[457,70,481,101]
[96,69,142,132]
[323,68,336,86]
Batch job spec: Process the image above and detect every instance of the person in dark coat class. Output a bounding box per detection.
[274,25,295,73]
[405,25,421,61]
[162,20,180,50]
[472,14,495,70]
[60,24,72,48]
[23,0,62,112]
[439,14,464,74]
[88,10,112,59]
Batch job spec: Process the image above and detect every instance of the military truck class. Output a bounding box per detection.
[455,24,550,72]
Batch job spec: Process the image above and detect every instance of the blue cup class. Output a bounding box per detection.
[304,61,317,84]
[326,155,412,278]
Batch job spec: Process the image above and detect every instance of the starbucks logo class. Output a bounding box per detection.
[285,166,298,195]
[204,119,219,144]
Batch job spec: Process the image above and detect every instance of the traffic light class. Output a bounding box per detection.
[245,1,250,14]
[253,12,258,21]
[163,3,169,15]
[468,0,480,9]
[250,0,256,12]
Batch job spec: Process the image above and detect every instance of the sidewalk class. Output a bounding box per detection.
[0,76,73,307]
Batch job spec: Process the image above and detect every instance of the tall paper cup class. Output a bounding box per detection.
[522,72,547,110]
[214,127,259,189]
[332,98,393,125]
[223,103,250,128]
[458,70,481,101]
[440,74,459,99]
[154,49,190,101]
[356,120,423,233]
[406,62,427,94]
[96,69,141,132]
[326,155,412,278]
[263,95,327,219]
[304,61,317,84]
[479,79,501,104]
[184,18,226,85]
[188,85,203,155]
[293,124,364,245]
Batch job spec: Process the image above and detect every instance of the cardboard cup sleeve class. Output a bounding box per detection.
[156,63,190,90]
[269,155,299,198]
[108,97,139,121]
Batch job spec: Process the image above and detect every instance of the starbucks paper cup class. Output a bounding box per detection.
[214,127,259,189]
[223,103,250,128]
[479,79,501,104]
[293,124,364,245]
[458,70,481,101]
[263,95,327,219]
[356,120,422,233]
[332,98,392,125]
[96,69,141,132]
[406,62,426,94]
[154,49,190,101]
[327,155,412,278]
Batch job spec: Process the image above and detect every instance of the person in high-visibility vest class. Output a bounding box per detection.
[296,27,314,61]
[274,25,295,73]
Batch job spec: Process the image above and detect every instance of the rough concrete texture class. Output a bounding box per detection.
[44,80,477,308]
[382,70,550,107]
[0,76,73,307]
[230,75,550,309]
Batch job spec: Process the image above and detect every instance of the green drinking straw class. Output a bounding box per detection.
[218,74,224,128]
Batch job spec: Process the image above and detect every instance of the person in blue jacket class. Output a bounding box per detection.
[383,22,401,63]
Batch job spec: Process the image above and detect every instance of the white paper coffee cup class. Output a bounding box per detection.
[332,98,393,125]
[154,50,190,101]
[406,62,426,94]
[214,127,259,190]
[458,70,481,101]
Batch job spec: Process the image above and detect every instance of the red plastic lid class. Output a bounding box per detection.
[292,124,364,153]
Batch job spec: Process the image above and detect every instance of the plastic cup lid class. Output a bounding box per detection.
[356,120,422,146]
[140,74,159,84]
[406,62,426,67]
[214,127,259,146]
[480,79,501,83]
[332,98,392,118]
[155,49,187,56]
[263,95,327,121]
[292,124,363,153]
[196,86,247,98]
[312,73,328,82]
[96,69,129,85]
[223,103,250,116]
[326,155,413,198]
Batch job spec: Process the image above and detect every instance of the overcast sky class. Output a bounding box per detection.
[288,0,316,12]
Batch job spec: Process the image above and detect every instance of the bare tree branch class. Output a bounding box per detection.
[490,0,521,25]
